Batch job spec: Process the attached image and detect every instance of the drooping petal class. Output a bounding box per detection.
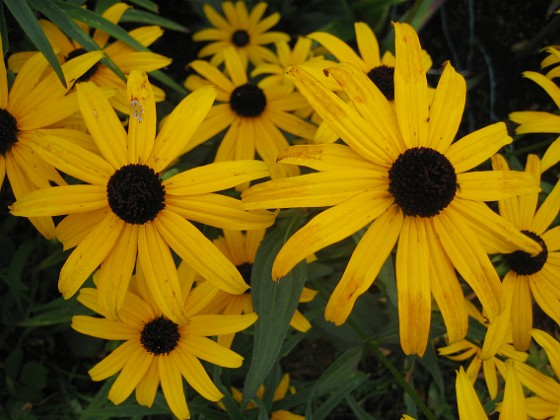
[137,223,187,324]
[55,210,107,250]
[433,209,501,321]
[154,210,249,294]
[158,357,190,420]
[531,329,560,379]
[174,345,223,402]
[96,224,139,319]
[532,174,560,235]
[135,359,159,408]
[325,205,402,325]
[88,340,138,381]
[59,213,124,298]
[396,217,431,356]
[513,361,560,404]
[272,192,392,280]
[456,367,488,420]
[426,219,468,344]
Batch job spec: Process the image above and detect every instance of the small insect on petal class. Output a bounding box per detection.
[130,99,144,123]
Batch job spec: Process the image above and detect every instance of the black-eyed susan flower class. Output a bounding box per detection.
[192,1,290,68]
[491,154,560,351]
[184,228,316,348]
[185,47,317,180]
[242,22,541,356]
[220,372,304,419]
[72,263,257,420]
[10,70,274,322]
[455,367,487,420]
[9,2,172,114]
[0,34,102,238]
[509,71,560,172]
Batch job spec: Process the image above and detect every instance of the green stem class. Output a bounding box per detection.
[347,318,436,420]
[404,0,425,24]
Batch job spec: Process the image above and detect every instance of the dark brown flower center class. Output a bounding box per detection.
[0,108,18,155]
[504,231,548,275]
[140,316,180,356]
[237,262,253,294]
[389,147,457,218]
[107,164,166,224]
[367,65,395,100]
[66,48,101,82]
[230,83,267,117]
[231,30,250,47]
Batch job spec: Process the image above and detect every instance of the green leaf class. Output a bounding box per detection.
[150,69,187,95]
[242,218,308,407]
[127,0,159,13]
[122,9,189,32]
[3,0,66,87]
[312,372,369,420]
[311,345,364,398]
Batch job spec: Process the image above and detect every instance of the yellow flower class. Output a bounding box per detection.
[490,154,560,351]
[0,34,102,238]
[9,3,172,114]
[185,47,316,180]
[455,367,487,420]
[439,300,528,400]
[185,228,317,348]
[10,70,274,322]
[540,45,560,79]
[72,263,258,420]
[509,71,560,172]
[192,1,290,67]
[242,23,541,356]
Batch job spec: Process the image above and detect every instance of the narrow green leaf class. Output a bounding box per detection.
[3,0,66,87]
[29,0,124,80]
[122,9,189,32]
[311,345,364,398]
[127,0,159,13]
[345,395,378,420]
[312,372,369,420]
[0,5,8,56]
[150,69,187,95]
[242,218,308,406]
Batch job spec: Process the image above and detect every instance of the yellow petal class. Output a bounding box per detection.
[71,315,138,340]
[396,217,431,356]
[158,357,190,420]
[533,174,560,234]
[10,185,108,217]
[127,70,156,164]
[186,313,257,337]
[148,86,217,172]
[272,192,392,279]
[88,340,137,381]
[531,328,560,379]
[286,65,394,165]
[178,335,244,368]
[456,367,487,420]
[393,22,429,149]
[77,82,128,169]
[135,359,159,408]
[523,71,560,109]
[110,349,152,406]
[154,210,249,294]
[499,362,527,420]
[446,122,512,173]
[137,223,187,324]
[355,22,380,68]
[59,213,124,298]
[509,275,532,352]
[427,61,466,152]
[325,204,402,325]
[307,31,366,71]
[457,170,539,201]
[165,160,270,195]
[514,360,560,402]
[173,345,223,402]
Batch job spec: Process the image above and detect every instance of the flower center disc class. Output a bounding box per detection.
[504,231,548,275]
[0,108,18,155]
[237,262,253,293]
[107,164,166,225]
[140,316,180,356]
[367,65,395,100]
[231,30,250,47]
[388,147,457,218]
[66,48,101,82]
[230,83,267,117]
